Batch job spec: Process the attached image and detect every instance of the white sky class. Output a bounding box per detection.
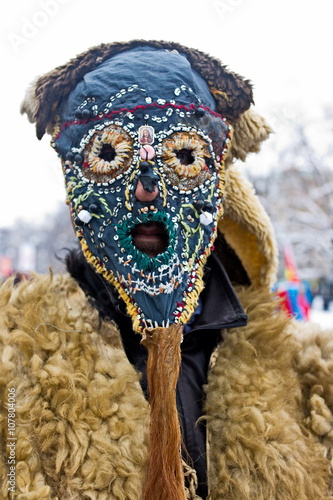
[1,0,332,228]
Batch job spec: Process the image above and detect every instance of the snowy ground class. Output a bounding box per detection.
[309,296,333,330]
[310,309,333,330]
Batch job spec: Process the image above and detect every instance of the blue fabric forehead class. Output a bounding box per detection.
[59,46,217,122]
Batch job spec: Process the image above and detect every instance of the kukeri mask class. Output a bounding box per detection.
[52,47,232,332]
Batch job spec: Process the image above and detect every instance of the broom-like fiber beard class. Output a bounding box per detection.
[141,324,187,500]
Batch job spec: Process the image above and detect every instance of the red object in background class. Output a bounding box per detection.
[0,255,13,279]
[276,244,312,321]
[283,244,300,282]
[277,288,294,316]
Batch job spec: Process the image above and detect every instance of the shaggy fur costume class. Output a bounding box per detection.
[1,172,332,500]
[0,272,333,499]
[2,40,333,499]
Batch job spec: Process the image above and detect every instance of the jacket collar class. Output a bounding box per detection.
[188,252,247,333]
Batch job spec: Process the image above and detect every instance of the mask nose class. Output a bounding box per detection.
[135,179,158,202]
[135,161,159,202]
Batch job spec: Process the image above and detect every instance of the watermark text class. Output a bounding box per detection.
[8,0,72,52]
[7,388,16,494]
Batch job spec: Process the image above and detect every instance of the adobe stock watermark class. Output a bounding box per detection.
[212,0,243,21]
[7,388,16,494]
[8,0,72,53]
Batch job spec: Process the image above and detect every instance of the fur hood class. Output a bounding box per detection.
[0,272,333,499]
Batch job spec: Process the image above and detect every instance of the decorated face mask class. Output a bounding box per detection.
[53,47,231,332]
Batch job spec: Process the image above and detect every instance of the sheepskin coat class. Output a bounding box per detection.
[1,269,333,500]
[1,166,333,500]
[10,38,333,499]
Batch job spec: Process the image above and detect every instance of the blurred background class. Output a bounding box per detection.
[1,0,332,327]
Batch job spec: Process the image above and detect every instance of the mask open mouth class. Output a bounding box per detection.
[131,222,169,258]
[115,211,176,270]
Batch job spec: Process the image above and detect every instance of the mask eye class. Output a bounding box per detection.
[83,125,134,181]
[176,148,194,166]
[99,144,116,162]
[161,131,212,189]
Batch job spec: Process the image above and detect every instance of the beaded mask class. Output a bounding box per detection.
[53,47,231,332]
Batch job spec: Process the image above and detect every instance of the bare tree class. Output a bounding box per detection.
[251,108,333,280]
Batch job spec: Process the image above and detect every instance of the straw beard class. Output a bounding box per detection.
[141,324,187,500]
